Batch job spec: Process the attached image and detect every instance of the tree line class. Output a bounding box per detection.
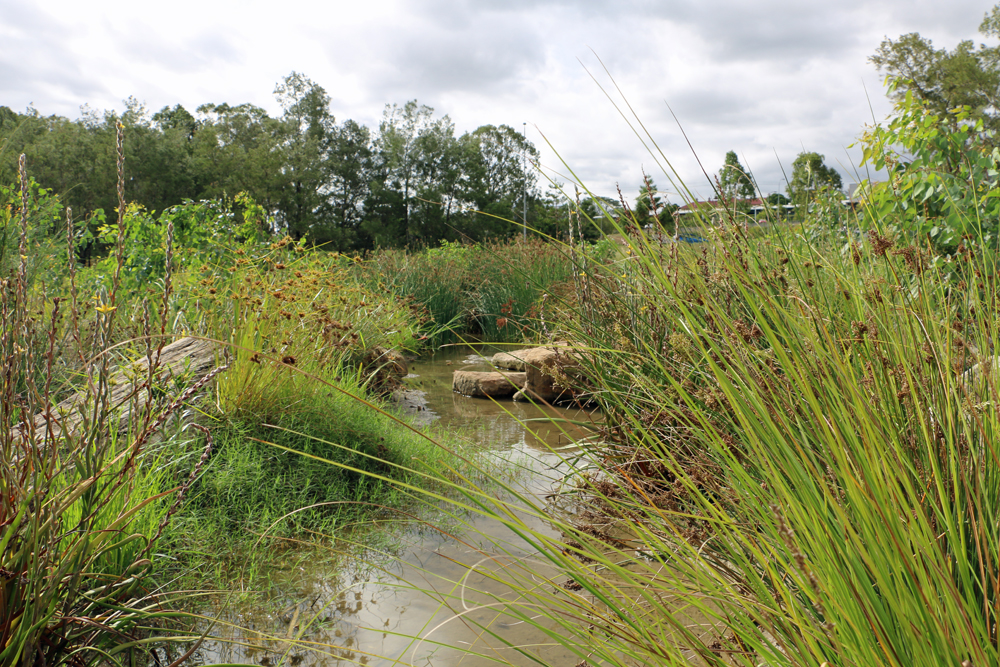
[0,73,582,251]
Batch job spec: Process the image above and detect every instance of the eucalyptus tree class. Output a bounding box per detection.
[368,100,460,245]
[322,119,373,249]
[273,72,339,240]
[459,124,539,238]
[717,150,755,202]
[786,152,842,205]
[193,101,286,225]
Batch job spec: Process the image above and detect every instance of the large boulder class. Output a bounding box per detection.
[514,346,581,403]
[453,371,526,398]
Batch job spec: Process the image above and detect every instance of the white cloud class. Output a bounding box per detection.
[4,0,997,200]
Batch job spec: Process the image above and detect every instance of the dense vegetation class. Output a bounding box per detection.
[0,129,490,666]
[0,74,622,252]
[9,5,1000,666]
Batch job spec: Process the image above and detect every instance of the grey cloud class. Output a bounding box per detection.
[0,4,110,113]
[327,13,547,103]
[656,1,863,64]
[115,28,244,72]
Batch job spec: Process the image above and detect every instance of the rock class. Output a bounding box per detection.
[520,346,580,403]
[453,371,527,398]
[365,346,408,378]
[492,350,531,371]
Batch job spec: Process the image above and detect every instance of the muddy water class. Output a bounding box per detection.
[196,345,599,667]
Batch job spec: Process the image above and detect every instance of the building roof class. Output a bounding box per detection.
[675,198,765,214]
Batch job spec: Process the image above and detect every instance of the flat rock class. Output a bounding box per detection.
[492,350,531,371]
[453,370,526,398]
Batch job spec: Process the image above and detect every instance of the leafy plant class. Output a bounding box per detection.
[1,131,218,667]
[858,82,1000,249]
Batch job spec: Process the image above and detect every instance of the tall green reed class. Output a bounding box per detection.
[361,238,574,344]
[324,100,1000,664]
[518,199,1000,665]
[0,126,222,667]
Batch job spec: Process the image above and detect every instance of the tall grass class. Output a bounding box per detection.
[0,130,220,667]
[418,214,1000,665]
[536,216,1000,665]
[361,238,574,344]
[333,107,1000,665]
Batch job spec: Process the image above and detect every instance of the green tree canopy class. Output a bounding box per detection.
[0,76,552,252]
[718,150,755,201]
[633,178,675,233]
[870,4,1000,133]
[787,152,842,205]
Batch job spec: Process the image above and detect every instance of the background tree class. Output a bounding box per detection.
[460,124,539,239]
[365,101,455,245]
[273,72,337,240]
[717,150,755,202]
[0,76,547,252]
[632,177,676,234]
[322,119,373,250]
[786,152,842,205]
[870,4,1000,133]
[634,177,662,224]
[193,102,285,223]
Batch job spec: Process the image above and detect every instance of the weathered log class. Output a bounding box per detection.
[13,337,221,446]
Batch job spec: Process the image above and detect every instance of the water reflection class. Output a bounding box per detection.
[194,344,599,667]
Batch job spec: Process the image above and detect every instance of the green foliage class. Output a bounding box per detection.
[766,191,790,206]
[167,364,465,583]
[787,151,843,205]
[0,80,554,253]
[478,211,1000,666]
[360,238,574,344]
[632,177,676,233]
[0,177,66,283]
[1,144,197,667]
[718,149,755,202]
[871,4,1000,135]
[858,89,1000,248]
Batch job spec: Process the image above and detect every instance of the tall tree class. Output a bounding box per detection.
[273,72,337,240]
[368,101,457,245]
[786,152,842,205]
[870,5,1000,133]
[717,150,755,202]
[634,177,663,224]
[460,124,539,239]
[193,102,286,224]
[323,119,373,249]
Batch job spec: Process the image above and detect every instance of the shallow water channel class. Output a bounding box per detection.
[196,345,599,667]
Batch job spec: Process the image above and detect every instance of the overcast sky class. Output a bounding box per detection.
[3,0,997,203]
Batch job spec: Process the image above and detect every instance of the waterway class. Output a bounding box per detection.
[192,344,600,667]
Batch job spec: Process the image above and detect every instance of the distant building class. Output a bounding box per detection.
[674,198,794,220]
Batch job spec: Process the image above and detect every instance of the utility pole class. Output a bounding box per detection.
[522,122,528,240]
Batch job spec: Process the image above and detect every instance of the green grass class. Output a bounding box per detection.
[360,238,575,344]
[163,363,470,588]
